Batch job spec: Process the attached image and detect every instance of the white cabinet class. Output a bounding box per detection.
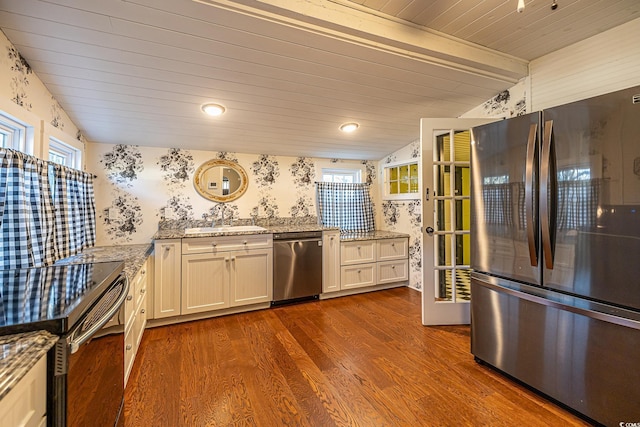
[322,230,341,293]
[153,239,181,319]
[230,248,272,306]
[0,353,46,427]
[125,257,149,386]
[341,240,376,265]
[181,234,273,315]
[339,237,409,291]
[182,253,229,314]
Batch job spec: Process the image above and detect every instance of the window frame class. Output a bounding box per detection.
[321,167,362,183]
[43,123,84,170]
[382,159,421,200]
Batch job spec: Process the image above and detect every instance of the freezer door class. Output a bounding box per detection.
[470,113,542,286]
[542,85,640,311]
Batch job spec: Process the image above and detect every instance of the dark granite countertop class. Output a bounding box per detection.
[0,331,58,400]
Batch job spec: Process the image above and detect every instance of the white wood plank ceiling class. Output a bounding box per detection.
[0,0,638,160]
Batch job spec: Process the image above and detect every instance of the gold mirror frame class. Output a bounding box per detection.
[193,159,249,202]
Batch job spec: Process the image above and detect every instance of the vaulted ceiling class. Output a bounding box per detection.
[1,0,638,160]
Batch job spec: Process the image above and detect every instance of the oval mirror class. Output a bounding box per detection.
[193,159,248,202]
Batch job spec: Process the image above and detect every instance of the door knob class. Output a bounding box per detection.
[425,227,434,236]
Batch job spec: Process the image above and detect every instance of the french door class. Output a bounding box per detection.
[421,118,493,325]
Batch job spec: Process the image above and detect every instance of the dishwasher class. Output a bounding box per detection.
[272,230,323,305]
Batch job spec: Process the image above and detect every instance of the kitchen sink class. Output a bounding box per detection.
[184,225,268,235]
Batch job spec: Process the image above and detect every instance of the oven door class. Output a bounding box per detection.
[50,275,128,427]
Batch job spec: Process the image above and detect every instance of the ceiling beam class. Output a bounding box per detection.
[195,0,529,83]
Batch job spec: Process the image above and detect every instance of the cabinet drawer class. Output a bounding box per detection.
[182,234,273,254]
[377,238,408,261]
[341,263,377,289]
[341,241,376,265]
[377,260,408,284]
[134,262,148,308]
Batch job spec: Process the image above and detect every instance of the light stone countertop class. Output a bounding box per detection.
[0,331,58,400]
[339,230,410,241]
[55,243,153,283]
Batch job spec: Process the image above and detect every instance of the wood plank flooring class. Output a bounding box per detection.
[124,288,592,426]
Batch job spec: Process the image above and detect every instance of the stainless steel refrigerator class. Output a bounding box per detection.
[470,85,640,426]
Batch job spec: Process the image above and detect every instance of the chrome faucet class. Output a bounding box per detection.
[220,205,234,227]
[202,212,216,228]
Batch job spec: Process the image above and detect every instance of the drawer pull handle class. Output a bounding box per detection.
[126,345,132,351]
[126,295,133,301]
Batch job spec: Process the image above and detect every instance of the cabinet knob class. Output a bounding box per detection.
[126,345,132,351]
[242,240,248,245]
[330,236,334,241]
[392,265,396,269]
[140,288,146,294]
[212,242,217,247]
[357,269,361,273]
[231,256,236,261]
[126,295,133,301]
[164,246,171,251]
[141,269,146,275]
[357,246,361,250]
[141,309,146,314]
[391,243,395,247]
[225,258,230,262]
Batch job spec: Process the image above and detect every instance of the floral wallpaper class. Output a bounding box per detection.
[87,144,376,245]
[462,78,527,119]
[1,32,80,139]
[377,139,423,290]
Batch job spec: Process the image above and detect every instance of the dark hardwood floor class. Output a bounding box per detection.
[124,288,591,426]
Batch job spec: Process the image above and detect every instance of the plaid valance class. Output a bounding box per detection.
[315,182,375,232]
[0,148,96,269]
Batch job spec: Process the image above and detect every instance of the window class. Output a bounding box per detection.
[0,112,28,152]
[49,137,82,169]
[322,168,361,183]
[383,160,419,199]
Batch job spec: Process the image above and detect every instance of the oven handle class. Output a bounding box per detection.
[69,276,129,354]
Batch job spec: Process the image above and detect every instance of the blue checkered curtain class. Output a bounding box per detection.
[316,182,375,232]
[51,165,96,260]
[0,149,56,269]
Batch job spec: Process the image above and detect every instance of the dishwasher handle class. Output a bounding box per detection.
[275,238,322,244]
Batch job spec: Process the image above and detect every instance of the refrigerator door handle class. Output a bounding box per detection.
[525,123,538,267]
[540,119,555,269]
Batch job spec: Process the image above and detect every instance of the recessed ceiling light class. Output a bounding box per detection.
[340,122,359,133]
[201,103,226,116]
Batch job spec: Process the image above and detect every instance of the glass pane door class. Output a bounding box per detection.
[434,130,471,302]
[421,118,493,325]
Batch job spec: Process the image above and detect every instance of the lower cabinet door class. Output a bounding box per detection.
[377,260,408,284]
[341,263,377,289]
[230,248,273,307]
[182,253,230,314]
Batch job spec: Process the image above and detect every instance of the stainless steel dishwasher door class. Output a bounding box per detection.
[272,234,323,304]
